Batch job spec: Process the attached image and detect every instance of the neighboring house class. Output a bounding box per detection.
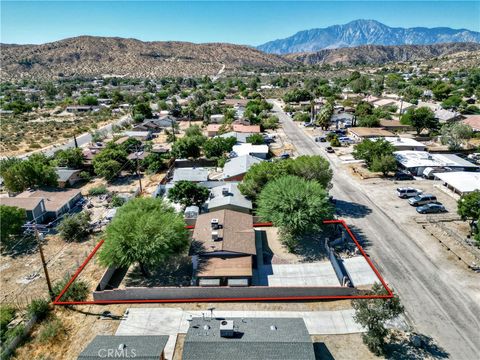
[191,209,256,286]
[207,124,223,137]
[232,124,261,133]
[232,144,269,159]
[372,98,396,108]
[126,151,150,161]
[172,167,209,182]
[383,137,427,151]
[218,131,256,143]
[379,119,413,131]
[122,131,152,141]
[348,127,396,141]
[223,155,263,181]
[66,105,97,113]
[462,115,480,132]
[132,116,176,133]
[78,336,169,360]
[210,114,225,123]
[55,168,82,188]
[206,183,252,213]
[183,317,315,360]
[394,151,478,176]
[434,108,459,123]
[434,172,480,196]
[0,197,47,223]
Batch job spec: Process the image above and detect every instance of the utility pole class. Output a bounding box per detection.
[134,147,143,194]
[35,225,54,301]
[73,134,79,148]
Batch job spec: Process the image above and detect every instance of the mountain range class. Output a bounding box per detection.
[257,19,480,54]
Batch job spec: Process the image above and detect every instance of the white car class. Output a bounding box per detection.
[397,187,422,199]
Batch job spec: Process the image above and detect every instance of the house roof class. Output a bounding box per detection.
[192,209,256,255]
[379,119,412,129]
[223,99,249,106]
[435,108,458,122]
[55,168,81,182]
[78,335,169,359]
[223,155,263,179]
[207,124,223,132]
[348,127,395,138]
[173,167,209,182]
[126,151,150,161]
[122,131,150,138]
[394,151,478,169]
[373,98,396,107]
[183,317,315,360]
[462,115,480,131]
[218,132,255,143]
[232,124,261,133]
[0,197,43,211]
[16,188,82,213]
[197,255,253,277]
[383,137,426,149]
[232,144,269,157]
[207,183,252,211]
[434,171,480,194]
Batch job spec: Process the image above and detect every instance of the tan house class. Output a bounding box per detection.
[207,124,223,137]
[192,209,256,286]
[232,124,261,133]
[348,127,396,141]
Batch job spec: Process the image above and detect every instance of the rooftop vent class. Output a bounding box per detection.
[220,320,234,338]
[270,325,277,331]
[222,187,229,196]
[211,218,219,229]
[212,231,218,241]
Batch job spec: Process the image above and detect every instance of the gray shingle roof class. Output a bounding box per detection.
[183,318,315,360]
[77,335,169,359]
[207,183,252,211]
[223,155,263,179]
[173,167,209,182]
[55,168,81,182]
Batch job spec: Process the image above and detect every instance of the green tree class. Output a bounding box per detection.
[98,198,189,276]
[316,102,334,130]
[133,102,153,119]
[184,125,203,137]
[203,137,236,158]
[330,136,341,147]
[257,175,333,249]
[432,82,452,101]
[167,181,210,207]
[78,95,98,106]
[353,283,404,356]
[457,190,480,229]
[246,134,265,145]
[0,154,58,193]
[288,155,333,190]
[261,115,279,130]
[350,75,371,94]
[370,154,397,176]
[283,89,313,103]
[357,115,381,128]
[0,205,26,247]
[57,212,91,242]
[294,112,310,122]
[53,148,85,168]
[400,107,437,135]
[141,153,167,174]
[355,101,374,119]
[171,135,205,159]
[440,123,473,151]
[52,277,89,301]
[353,139,395,167]
[92,145,128,180]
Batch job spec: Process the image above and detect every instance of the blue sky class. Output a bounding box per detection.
[1,1,479,45]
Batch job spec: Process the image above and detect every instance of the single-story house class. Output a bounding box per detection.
[223,155,263,181]
[218,131,256,143]
[223,99,249,107]
[192,209,256,286]
[210,114,225,123]
[394,151,478,176]
[435,108,459,123]
[77,335,169,360]
[122,131,152,141]
[172,167,209,182]
[126,151,150,161]
[379,119,413,131]
[133,116,176,133]
[55,168,82,188]
[232,124,261,133]
[462,115,480,132]
[207,182,252,213]
[348,127,396,141]
[372,98,396,108]
[383,137,427,151]
[114,136,130,145]
[207,124,223,137]
[182,317,315,360]
[0,197,46,223]
[66,105,98,113]
[434,172,480,196]
[2,188,83,223]
[232,143,269,159]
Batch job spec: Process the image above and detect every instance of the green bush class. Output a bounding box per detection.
[111,194,126,208]
[37,318,65,344]
[88,185,108,196]
[27,299,51,321]
[0,305,16,341]
[52,277,89,302]
[57,212,91,242]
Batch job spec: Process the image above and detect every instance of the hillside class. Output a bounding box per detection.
[258,19,480,54]
[285,42,480,66]
[0,36,292,80]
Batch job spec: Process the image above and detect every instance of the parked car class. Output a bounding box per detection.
[279,153,290,159]
[326,147,335,153]
[315,136,327,142]
[394,170,414,181]
[338,137,354,144]
[397,187,423,199]
[303,122,314,127]
[408,194,438,206]
[416,203,447,214]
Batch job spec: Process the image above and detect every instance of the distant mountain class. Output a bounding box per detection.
[257,19,480,54]
[285,42,480,66]
[0,36,291,80]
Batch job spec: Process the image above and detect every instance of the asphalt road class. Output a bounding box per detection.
[269,100,480,360]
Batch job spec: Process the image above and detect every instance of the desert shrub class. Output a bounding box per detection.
[88,185,108,196]
[37,318,66,344]
[52,277,89,302]
[111,194,126,208]
[27,299,51,321]
[57,212,91,242]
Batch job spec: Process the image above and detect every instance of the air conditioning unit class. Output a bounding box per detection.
[222,187,229,196]
[212,231,218,241]
[219,320,234,337]
[211,218,219,229]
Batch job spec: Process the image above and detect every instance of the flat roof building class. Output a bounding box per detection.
[232,144,269,159]
[223,155,263,181]
[207,182,252,213]
[434,172,480,195]
[394,151,478,176]
[172,167,209,182]
[383,137,427,151]
[348,127,396,141]
[182,317,315,360]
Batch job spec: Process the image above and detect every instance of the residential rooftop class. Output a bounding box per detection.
[172,167,209,182]
[394,151,478,169]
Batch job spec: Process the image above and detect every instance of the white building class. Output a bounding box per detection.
[434,172,480,196]
[383,137,427,151]
[394,151,478,176]
[232,144,269,159]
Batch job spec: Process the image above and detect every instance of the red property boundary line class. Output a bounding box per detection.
[53,220,393,305]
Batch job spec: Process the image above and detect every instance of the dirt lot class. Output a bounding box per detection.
[312,333,378,360]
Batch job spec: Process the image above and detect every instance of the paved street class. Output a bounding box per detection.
[269,100,480,360]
